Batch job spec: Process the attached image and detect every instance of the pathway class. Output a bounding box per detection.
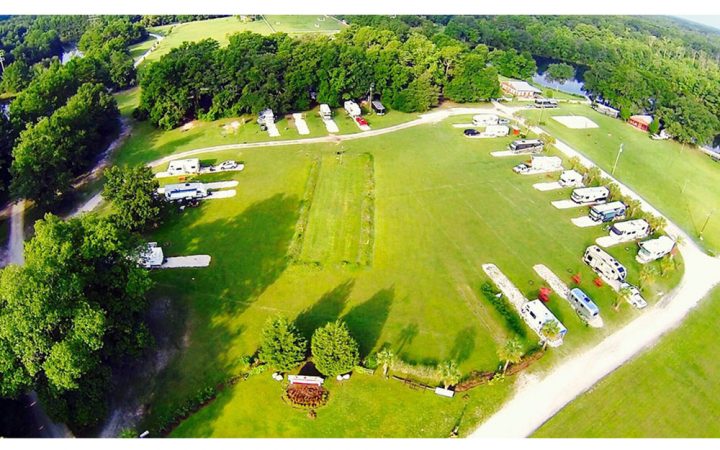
[134,33,164,68]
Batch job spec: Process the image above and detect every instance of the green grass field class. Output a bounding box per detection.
[126,115,681,437]
[520,103,720,254]
[139,16,343,65]
[535,287,720,438]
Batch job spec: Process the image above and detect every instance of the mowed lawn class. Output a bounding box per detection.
[140,16,342,65]
[535,287,720,438]
[132,117,682,437]
[520,103,720,254]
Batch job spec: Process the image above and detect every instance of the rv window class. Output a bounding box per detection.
[529,311,536,319]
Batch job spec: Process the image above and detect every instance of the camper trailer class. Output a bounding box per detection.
[636,236,675,264]
[257,109,274,125]
[571,186,610,204]
[371,100,386,115]
[139,242,165,268]
[559,169,583,187]
[163,182,208,201]
[509,139,544,154]
[344,100,361,117]
[592,103,620,118]
[589,201,626,223]
[319,104,332,119]
[520,300,567,347]
[167,159,200,176]
[609,219,650,241]
[583,245,627,282]
[568,288,600,320]
[513,156,562,174]
[472,114,499,126]
[482,125,510,137]
[535,98,559,108]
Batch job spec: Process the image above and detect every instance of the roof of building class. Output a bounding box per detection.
[503,80,542,93]
[639,236,675,254]
[629,115,653,126]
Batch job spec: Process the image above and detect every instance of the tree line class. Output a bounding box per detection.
[136,27,506,130]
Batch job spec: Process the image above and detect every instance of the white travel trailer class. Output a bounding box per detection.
[609,219,650,240]
[163,182,208,201]
[558,169,583,187]
[520,300,567,347]
[167,158,200,176]
[588,201,626,223]
[636,236,675,264]
[482,125,510,137]
[583,245,627,282]
[257,109,274,125]
[571,186,610,204]
[319,104,332,119]
[472,114,499,126]
[139,242,165,268]
[514,155,562,174]
[344,100,361,117]
[568,288,600,320]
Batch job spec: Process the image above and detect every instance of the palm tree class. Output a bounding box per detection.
[585,167,602,186]
[540,320,562,350]
[626,198,643,219]
[647,214,668,233]
[497,338,524,374]
[437,360,461,390]
[659,256,676,278]
[614,286,632,311]
[639,265,659,290]
[376,348,395,379]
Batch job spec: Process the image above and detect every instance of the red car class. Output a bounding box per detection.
[355,116,368,126]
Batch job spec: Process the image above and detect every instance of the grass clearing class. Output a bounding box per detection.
[520,103,720,254]
[535,287,720,438]
[125,116,682,436]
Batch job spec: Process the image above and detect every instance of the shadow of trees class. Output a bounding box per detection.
[343,288,394,358]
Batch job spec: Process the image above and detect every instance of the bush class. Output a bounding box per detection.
[480,283,526,338]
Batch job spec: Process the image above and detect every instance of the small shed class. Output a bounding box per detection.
[628,115,653,132]
[371,100,386,115]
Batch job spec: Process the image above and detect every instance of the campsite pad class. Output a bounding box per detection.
[199,163,245,175]
[205,181,239,190]
[481,263,527,311]
[490,150,518,157]
[520,167,564,176]
[552,199,588,209]
[155,171,171,178]
[533,181,563,191]
[595,235,636,248]
[533,264,603,328]
[267,122,280,137]
[293,113,310,135]
[453,123,476,128]
[571,216,601,228]
[322,118,339,133]
[161,255,211,269]
[552,115,599,129]
[206,189,237,199]
[354,121,371,131]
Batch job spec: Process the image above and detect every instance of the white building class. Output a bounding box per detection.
[501,79,542,98]
[636,236,675,264]
[520,300,567,347]
[319,104,332,119]
[167,159,200,176]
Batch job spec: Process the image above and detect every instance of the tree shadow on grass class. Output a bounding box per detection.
[449,326,476,364]
[343,287,394,358]
[395,322,419,355]
[295,280,355,341]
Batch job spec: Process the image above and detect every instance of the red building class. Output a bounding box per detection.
[628,115,653,132]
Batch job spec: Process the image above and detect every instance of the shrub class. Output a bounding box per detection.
[311,320,360,377]
[480,283,526,338]
[284,384,329,409]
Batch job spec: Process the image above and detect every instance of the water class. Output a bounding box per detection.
[532,56,588,97]
[1,101,9,119]
[61,44,84,65]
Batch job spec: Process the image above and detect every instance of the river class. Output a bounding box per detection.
[531,56,588,97]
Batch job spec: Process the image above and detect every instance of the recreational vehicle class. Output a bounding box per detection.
[319,104,332,119]
[589,201,626,223]
[344,100,361,117]
[583,245,627,282]
[509,139,544,154]
[568,288,600,320]
[520,300,567,346]
[571,186,610,204]
[609,219,650,240]
[534,98,559,108]
[636,236,675,264]
[472,114,499,126]
[167,158,200,176]
[163,182,208,201]
[513,155,562,174]
[592,103,620,118]
[559,169,583,187]
[139,242,165,268]
[483,125,510,137]
[371,100,386,115]
[257,109,274,125]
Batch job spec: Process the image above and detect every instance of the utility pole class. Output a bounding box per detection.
[368,82,374,115]
[611,143,624,175]
[699,210,715,240]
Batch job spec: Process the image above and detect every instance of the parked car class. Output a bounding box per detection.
[620,283,647,309]
[219,160,238,170]
[513,163,531,174]
[355,116,368,126]
[464,129,480,137]
[498,118,510,125]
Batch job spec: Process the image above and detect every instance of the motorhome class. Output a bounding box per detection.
[344,100,361,117]
[509,139,544,154]
[592,103,620,118]
[371,100,386,115]
[163,182,208,201]
[167,158,200,176]
[520,300,567,347]
[568,288,600,320]
[636,236,675,264]
[319,104,332,119]
[139,242,165,268]
[257,109,274,125]
[482,125,510,137]
[513,155,562,174]
[609,219,650,240]
[472,114,499,126]
[571,186,609,204]
[589,201,626,223]
[583,245,627,282]
[535,98,559,108]
[559,169,583,187]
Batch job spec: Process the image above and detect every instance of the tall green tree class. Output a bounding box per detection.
[497,338,523,373]
[258,316,307,372]
[436,360,461,389]
[311,320,359,377]
[103,165,163,232]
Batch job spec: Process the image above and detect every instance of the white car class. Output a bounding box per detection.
[513,163,531,174]
[621,283,647,309]
[219,160,238,170]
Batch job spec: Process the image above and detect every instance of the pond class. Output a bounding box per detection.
[61,44,84,65]
[532,56,588,97]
